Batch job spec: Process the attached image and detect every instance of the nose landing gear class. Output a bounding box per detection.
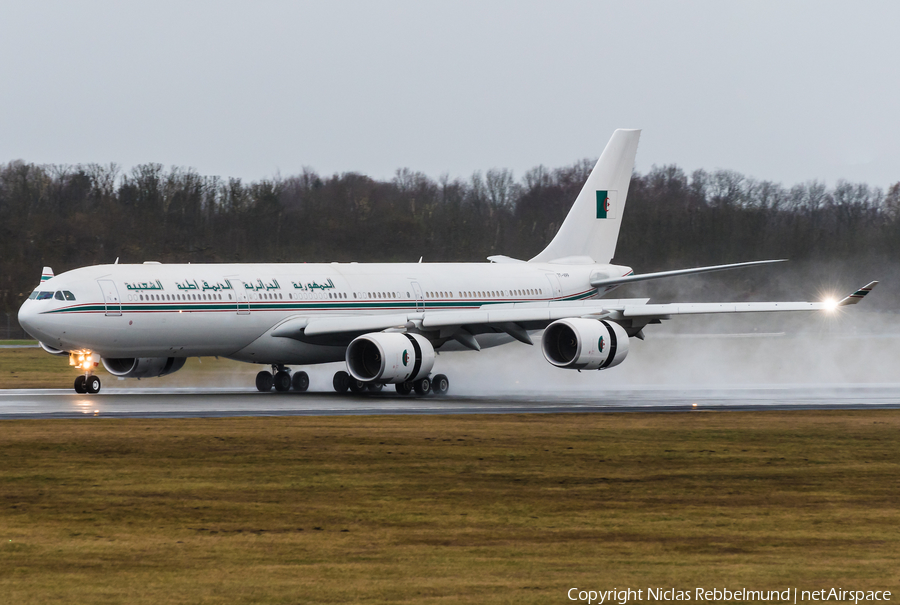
[71,352,101,394]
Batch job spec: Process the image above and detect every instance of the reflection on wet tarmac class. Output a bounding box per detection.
[1,385,900,419]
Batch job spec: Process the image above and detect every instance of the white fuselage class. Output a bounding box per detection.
[19,261,629,365]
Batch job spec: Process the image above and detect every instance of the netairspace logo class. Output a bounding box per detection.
[567,587,893,604]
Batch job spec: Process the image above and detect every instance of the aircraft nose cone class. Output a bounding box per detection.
[17,301,37,339]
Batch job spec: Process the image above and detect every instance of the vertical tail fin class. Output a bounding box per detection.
[40,267,54,285]
[530,129,640,264]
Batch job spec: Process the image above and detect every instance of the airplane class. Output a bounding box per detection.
[17,129,877,395]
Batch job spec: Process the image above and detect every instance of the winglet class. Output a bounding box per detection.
[838,281,878,306]
[40,267,54,284]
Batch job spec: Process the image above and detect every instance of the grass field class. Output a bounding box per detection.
[1,412,898,603]
[0,347,256,389]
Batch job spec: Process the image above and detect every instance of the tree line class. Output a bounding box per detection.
[2,159,898,321]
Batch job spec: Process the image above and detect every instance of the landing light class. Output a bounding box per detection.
[823,297,839,312]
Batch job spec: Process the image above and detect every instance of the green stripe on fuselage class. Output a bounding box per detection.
[42,291,598,314]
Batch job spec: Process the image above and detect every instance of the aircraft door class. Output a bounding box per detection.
[545,273,562,300]
[98,280,122,316]
[229,278,250,314]
[411,281,424,311]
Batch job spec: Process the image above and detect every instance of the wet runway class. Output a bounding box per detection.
[2,384,900,419]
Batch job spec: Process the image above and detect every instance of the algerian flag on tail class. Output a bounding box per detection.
[596,190,617,219]
[530,129,640,264]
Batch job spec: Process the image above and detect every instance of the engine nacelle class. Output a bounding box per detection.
[541,318,629,370]
[101,357,187,379]
[346,332,435,383]
[39,342,68,356]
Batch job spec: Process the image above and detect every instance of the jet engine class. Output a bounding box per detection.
[101,357,187,379]
[541,318,629,370]
[39,342,68,356]
[346,332,435,384]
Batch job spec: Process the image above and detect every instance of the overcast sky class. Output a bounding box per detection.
[2,1,898,188]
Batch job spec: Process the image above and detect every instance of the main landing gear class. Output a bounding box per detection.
[256,365,309,393]
[332,371,450,397]
[254,367,449,396]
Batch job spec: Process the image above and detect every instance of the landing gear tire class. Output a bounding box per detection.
[291,371,309,392]
[349,379,368,394]
[256,371,274,392]
[74,375,87,394]
[431,374,449,396]
[395,381,413,395]
[367,383,383,393]
[273,371,291,392]
[333,371,350,393]
[85,375,101,394]
[413,377,431,396]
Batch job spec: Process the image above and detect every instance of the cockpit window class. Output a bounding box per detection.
[63,291,76,301]
[28,291,38,300]
[36,291,53,300]
[54,291,65,300]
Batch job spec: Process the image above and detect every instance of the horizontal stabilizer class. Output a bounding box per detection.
[487,255,526,264]
[591,259,787,289]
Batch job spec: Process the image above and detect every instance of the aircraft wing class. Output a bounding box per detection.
[271,282,876,348]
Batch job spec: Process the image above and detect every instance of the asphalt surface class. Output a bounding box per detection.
[2,384,900,419]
